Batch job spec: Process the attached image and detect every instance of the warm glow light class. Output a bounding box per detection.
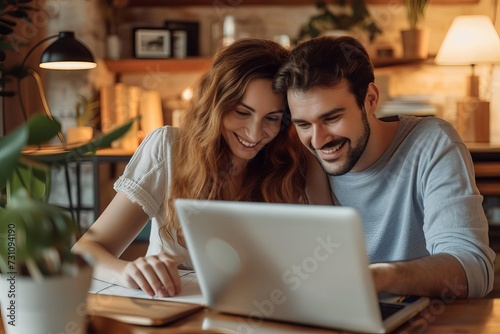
[435,15,500,65]
[181,88,193,101]
[40,61,97,70]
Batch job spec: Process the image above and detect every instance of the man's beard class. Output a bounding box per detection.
[311,110,371,176]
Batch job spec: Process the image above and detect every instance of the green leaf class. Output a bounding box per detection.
[0,114,59,188]
[0,119,28,188]
[10,164,51,201]
[25,113,61,145]
[25,117,137,164]
[0,189,76,276]
[0,114,136,278]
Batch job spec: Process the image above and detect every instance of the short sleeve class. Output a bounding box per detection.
[114,126,177,220]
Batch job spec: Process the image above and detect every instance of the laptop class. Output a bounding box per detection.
[174,199,430,334]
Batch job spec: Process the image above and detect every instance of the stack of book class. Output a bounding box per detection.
[377,95,438,118]
[100,83,164,150]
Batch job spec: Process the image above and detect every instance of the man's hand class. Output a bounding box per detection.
[369,254,468,298]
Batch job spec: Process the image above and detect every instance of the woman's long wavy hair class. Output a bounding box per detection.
[164,39,309,247]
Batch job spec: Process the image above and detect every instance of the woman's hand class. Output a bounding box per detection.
[120,252,182,297]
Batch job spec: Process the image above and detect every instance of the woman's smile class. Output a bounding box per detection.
[235,133,258,148]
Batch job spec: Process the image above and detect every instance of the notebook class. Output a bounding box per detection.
[86,294,203,326]
[174,199,430,333]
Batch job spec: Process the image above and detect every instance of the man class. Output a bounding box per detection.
[274,36,495,298]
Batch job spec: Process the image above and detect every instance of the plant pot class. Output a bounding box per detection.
[401,28,430,59]
[67,126,93,144]
[0,261,93,334]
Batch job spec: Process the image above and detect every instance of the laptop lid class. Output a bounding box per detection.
[175,199,429,333]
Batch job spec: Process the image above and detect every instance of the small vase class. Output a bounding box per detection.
[401,28,430,59]
[106,34,121,59]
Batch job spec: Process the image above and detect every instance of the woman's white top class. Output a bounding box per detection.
[114,126,192,268]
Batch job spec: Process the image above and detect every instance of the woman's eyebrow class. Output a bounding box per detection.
[268,109,285,115]
[239,102,255,112]
[239,102,284,114]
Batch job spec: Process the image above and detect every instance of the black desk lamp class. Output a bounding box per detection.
[17,31,97,144]
[11,31,97,224]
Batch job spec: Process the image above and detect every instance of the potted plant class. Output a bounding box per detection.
[295,0,382,45]
[66,94,100,144]
[0,0,37,62]
[0,0,38,132]
[401,0,430,59]
[0,114,134,334]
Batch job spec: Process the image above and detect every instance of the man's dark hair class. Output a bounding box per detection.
[273,36,375,109]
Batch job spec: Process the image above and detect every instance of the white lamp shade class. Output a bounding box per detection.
[435,15,500,65]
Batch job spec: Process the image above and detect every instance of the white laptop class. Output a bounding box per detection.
[174,199,430,333]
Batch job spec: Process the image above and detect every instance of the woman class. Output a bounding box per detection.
[72,38,331,298]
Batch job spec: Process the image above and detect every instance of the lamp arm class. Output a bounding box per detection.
[14,34,58,121]
[16,76,29,121]
[27,69,52,120]
[20,34,58,69]
[18,68,66,145]
[17,34,65,144]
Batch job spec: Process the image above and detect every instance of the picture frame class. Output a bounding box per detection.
[133,28,171,58]
[164,21,199,57]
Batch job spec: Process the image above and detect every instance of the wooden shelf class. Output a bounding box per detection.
[371,57,428,68]
[120,0,478,6]
[474,162,500,177]
[103,58,211,73]
[476,182,500,196]
[104,56,433,74]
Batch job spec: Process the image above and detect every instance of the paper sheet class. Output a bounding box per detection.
[88,270,204,305]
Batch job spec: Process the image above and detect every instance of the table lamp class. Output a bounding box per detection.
[17,31,97,144]
[435,15,500,143]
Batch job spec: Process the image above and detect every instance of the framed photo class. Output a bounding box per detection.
[133,28,171,58]
[164,21,199,57]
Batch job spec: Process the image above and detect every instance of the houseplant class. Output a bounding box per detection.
[0,0,37,62]
[296,0,382,45]
[67,94,100,144]
[401,0,430,59]
[0,114,135,334]
[0,0,38,133]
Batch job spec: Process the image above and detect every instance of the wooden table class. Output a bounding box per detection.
[89,298,500,333]
[3,297,498,334]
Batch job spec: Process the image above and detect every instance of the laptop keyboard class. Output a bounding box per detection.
[379,302,405,320]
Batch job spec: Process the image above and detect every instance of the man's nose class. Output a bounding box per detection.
[311,125,331,150]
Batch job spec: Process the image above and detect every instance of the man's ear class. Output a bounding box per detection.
[365,83,379,114]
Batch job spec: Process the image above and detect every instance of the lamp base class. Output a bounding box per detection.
[456,98,489,143]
